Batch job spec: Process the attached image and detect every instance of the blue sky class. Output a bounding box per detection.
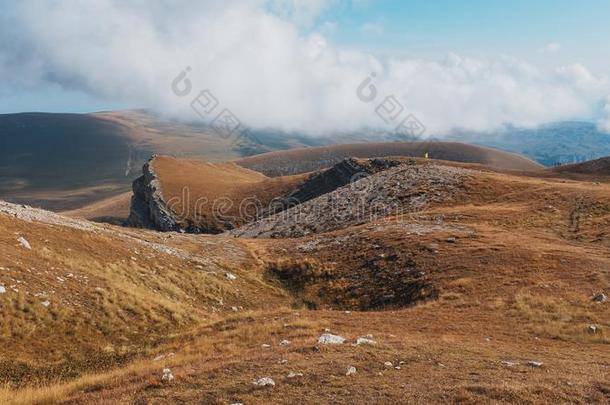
[1,0,609,134]
[323,0,610,68]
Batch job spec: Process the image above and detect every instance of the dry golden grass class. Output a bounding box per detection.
[513,291,609,343]
[0,212,294,386]
[0,311,324,405]
[61,192,132,223]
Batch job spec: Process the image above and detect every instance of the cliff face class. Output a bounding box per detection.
[127,156,182,232]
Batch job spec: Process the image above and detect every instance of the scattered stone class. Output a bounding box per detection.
[384,361,393,368]
[225,272,237,281]
[356,337,377,345]
[278,359,288,364]
[502,361,519,367]
[280,339,291,346]
[592,292,607,303]
[161,368,174,382]
[261,344,271,349]
[527,361,543,368]
[231,306,239,312]
[346,366,357,376]
[588,325,599,334]
[318,333,346,344]
[41,300,50,307]
[253,377,275,387]
[286,372,303,379]
[426,243,439,253]
[446,237,457,243]
[0,286,5,294]
[17,237,31,250]
[395,366,401,370]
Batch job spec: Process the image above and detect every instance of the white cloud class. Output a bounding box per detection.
[1,1,609,136]
[361,22,384,35]
[541,42,561,53]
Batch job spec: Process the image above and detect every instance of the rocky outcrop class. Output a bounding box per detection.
[127,156,407,233]
[231,163,469,238]
[127,156,182,232]
[268,158,404,213]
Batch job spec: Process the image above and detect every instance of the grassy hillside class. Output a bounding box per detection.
[151,156,307,232]
[0,111,369,211]
[551,156,610,176]
[1,157,609,402]
[0,112,143,210]
[235,141,543,176]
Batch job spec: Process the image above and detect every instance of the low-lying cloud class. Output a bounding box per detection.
[1,1,609,135]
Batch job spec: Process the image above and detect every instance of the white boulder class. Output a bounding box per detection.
[286,372,303,379]
[162,368,174,382]
[356,337,377,345]
[17,237,31,250]
[253,377,275,387]
[318,333,346,344]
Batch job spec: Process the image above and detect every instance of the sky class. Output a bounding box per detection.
[1,0,610,135]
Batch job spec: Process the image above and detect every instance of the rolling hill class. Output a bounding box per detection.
[235,141,543,176]
[551,156,610,176]
[127,155,307,233]
[0,111,372,211]
[0,112,141,211]
[125,142,542,234]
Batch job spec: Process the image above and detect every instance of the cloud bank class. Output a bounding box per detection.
[1,1,609,135]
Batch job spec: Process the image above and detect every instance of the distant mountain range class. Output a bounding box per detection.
[448,122,610,166]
